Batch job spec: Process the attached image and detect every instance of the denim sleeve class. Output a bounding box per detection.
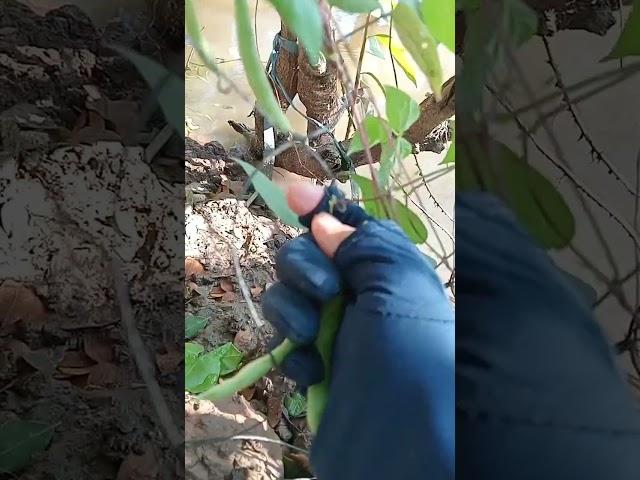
[456,192,640,479]
[310,219,455,480]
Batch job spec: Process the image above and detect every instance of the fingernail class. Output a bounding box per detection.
[287,182,325,215]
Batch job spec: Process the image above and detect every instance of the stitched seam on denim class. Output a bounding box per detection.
[456,408,640,435]
[359,307,453,324]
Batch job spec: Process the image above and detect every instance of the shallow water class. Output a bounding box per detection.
[186,1,456,276]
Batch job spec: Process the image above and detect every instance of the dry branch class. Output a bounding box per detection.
[272,76,455,179]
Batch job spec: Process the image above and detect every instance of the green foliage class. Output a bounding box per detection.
[385,85,420,134]
[234,159,303,228]
[186,0,218,73]
[185,314,207,339]
[269,0,324,64]
[185,342,244,393]
[371,34,418,85]
[348,116,390,154]
[185,350,221,393]
[112,46,184,137]
[0,420,55,473]
[392,3,443,100]
[185,342,204,361]
[421,0,455,52]
[213,342,244,375]
[457,139,575,249]
[380,137,412,186]
[605,0,640,59]
[284,392,307,417]
[235,0,291,132]
[458,0,537,115]
[352,175,428,244]
[330,0,381,13]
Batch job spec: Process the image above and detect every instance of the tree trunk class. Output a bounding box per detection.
[253,23,298,157]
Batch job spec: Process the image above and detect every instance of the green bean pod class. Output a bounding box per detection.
[306,296,345,434]
[234,0,291,132]
[198,339,296,401]
[392,3,444,101]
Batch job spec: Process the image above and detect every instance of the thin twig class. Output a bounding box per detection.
[111,257,182,448]
[231,245,265,328]
[344,13,371,140]
[541,35,636,199]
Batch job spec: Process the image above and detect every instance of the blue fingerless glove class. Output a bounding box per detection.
[262,184,455,480]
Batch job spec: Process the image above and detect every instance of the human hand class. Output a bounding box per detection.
[262,182,454,479]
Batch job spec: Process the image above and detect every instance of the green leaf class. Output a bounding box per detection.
[384,85,420,134]
[392,3,443,100]
[458,0,536,115]
[284,392,307,417]
[379,137,412,186]
[186,0,219,73]
[233,159,303,228]
[185,342,204,361]
[367,36,387,59]
[269,0,324,64]
[440,120,455,165]
[235,0,291,132]
[329,0,380,13]
[185,315,207,339]
[605,0,640,59]
[185,351,221,393]
[421,0,455,52]
[0,420,54,473]
[352,175,428,243]
[457,139,575,249]
[211,342,244,375]
[111,46,184,137]
[372,34,417,86]
[348,116,390,154]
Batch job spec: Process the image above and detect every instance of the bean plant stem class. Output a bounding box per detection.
[198,339,296,401]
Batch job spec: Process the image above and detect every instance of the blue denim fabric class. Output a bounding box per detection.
[262,184,454,479]
[456,192,640,479]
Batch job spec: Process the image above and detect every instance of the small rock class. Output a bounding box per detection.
[276,422,293,442]
[233,329,257,354]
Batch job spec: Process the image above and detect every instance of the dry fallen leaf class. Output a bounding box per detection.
[185,257,205,280]
[58,350,94,369]
[220,291,236,302]
[8,340,56,374]
[0,280,47,328]
[219,278,234,292]
[240,386,256,401]
[83,336,114,363]
[117,447,159,480]
[250,286,263,298]
[233,329,257,354]
[186,281,208,297]
[155,344,183,375]
[87,362,118,387]
[266,396,282,429]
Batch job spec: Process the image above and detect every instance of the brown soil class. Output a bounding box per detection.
[184,138,314,478]
[0,2,183,479]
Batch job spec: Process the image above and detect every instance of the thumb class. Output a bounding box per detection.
[287,183,355,258]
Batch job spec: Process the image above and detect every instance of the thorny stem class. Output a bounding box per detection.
[344,13,371,141]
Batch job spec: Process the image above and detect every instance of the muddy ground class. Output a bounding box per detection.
[0,2,185,479]
[184,137,314,479]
